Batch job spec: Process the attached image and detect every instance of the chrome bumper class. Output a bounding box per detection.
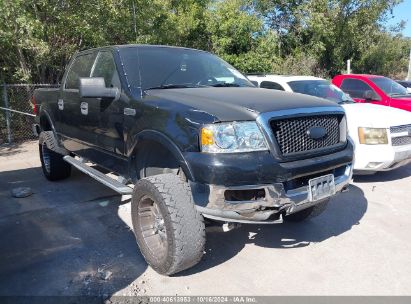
[194,164,353,224]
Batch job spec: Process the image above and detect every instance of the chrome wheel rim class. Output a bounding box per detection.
[41,143,51,173]
[138,196,167,260]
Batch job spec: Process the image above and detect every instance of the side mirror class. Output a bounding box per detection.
[79,77,119,100]
[363,90,380,102]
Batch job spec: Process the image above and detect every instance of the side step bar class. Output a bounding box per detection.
[63,156,133,195]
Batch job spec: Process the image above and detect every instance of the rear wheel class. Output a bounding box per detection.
[131,173,205,275]
[284,199,329,222]
[39,131,71,181]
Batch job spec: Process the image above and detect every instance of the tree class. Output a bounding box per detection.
[206,0,279,73]
[0,0,409,83]
[253,0,404,76]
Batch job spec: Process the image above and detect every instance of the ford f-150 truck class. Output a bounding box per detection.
[332,74,411,112]
[33,45,353,275]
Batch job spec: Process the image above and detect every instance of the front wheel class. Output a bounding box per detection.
[284,199,330,222]
[131,173,205,275]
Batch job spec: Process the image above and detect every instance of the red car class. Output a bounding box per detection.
[332,74,411,112]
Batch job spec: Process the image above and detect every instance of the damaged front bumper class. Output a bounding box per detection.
[192,164,352,224]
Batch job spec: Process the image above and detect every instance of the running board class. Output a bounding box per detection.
[63,156,133,195]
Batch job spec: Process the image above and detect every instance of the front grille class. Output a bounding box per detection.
[390,124,411,146]
[270,115,342,156]
[390,124,411,134]
[392,136,411,146]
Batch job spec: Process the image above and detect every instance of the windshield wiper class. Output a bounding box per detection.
[389,93,409,97]
[210,82,241,87]
[144,84,201,90]
[338,100,353,104]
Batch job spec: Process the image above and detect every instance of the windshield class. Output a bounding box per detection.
[288,80,353,104]
[119,46,253,91]
[370,77,408,96]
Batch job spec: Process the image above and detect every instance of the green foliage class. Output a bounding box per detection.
[355,32,411,79]
[207,0,279,73]
[0,0,410,83]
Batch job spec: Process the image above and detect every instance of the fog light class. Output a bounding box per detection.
[224,189,265,202]
[365,162,383,169]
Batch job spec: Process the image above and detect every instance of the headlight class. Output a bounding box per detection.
[201,121,268,153]
[358,127,388,145]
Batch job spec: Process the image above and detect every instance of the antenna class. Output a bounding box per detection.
[407,48,411,81]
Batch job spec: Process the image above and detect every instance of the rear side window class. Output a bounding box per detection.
[397,81,410,88]
[340,78,373,99]
[65,53,97,90]
[91,51,121,89]
[260,81,285,91]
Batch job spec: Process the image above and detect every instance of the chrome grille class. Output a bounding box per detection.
[392,136,411,146]
[390,124,411,134]
[270,115,341,155]
[390,124,411,146]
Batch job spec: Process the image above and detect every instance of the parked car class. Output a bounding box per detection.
[248,74,411,174]
[332,74,411,112]
[33,45,353,275]
[396,80,411,94]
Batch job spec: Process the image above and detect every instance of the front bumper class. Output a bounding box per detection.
[192,163,352,224]
[354,143,411,173]
[184,140,353,186]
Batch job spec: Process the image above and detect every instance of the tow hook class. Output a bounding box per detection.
[222,222,242,232]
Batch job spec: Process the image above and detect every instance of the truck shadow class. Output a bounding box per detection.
[0,167,147,296]
[179,184,367,276]
[0,165,368,283]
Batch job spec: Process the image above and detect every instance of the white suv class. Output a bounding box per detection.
[248,74,411,174]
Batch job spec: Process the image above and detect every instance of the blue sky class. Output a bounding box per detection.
[388,0,411,37]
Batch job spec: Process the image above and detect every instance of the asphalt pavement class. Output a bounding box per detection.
[1,141,410,296]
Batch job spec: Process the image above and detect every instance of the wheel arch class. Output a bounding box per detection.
[129,130,195,181]
[39,109,58,138]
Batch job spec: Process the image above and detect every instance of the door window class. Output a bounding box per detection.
[91,51,121,89]
[340,78,374,99]
[65,53,97,89]
[260,81,285,91]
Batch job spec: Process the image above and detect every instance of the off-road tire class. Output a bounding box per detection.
[284,199,330,222]
[131,173,206,275]
[39,131,71,181]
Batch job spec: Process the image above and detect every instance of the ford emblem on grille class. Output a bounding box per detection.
[307,126,327,140]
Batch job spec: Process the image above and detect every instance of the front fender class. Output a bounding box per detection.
[129,129,195,181]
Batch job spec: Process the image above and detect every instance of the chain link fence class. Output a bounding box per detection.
[0,84,58,144]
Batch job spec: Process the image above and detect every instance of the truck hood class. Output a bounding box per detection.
[342,103,411,128]
[390,96,411,112]
[146,87,339,121]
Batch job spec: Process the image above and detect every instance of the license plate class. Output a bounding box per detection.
[308,174,336,202]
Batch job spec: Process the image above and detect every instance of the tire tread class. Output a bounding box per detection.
[132,174,205,275]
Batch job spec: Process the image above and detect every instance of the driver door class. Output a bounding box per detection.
[90,50,125,155]
[340,78,381,104]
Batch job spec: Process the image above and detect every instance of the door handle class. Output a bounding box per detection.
[124,108,136,116]
[80,102,88,115]
[58,99,64,110]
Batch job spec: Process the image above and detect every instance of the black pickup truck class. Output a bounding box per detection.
[33,45,353,275]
